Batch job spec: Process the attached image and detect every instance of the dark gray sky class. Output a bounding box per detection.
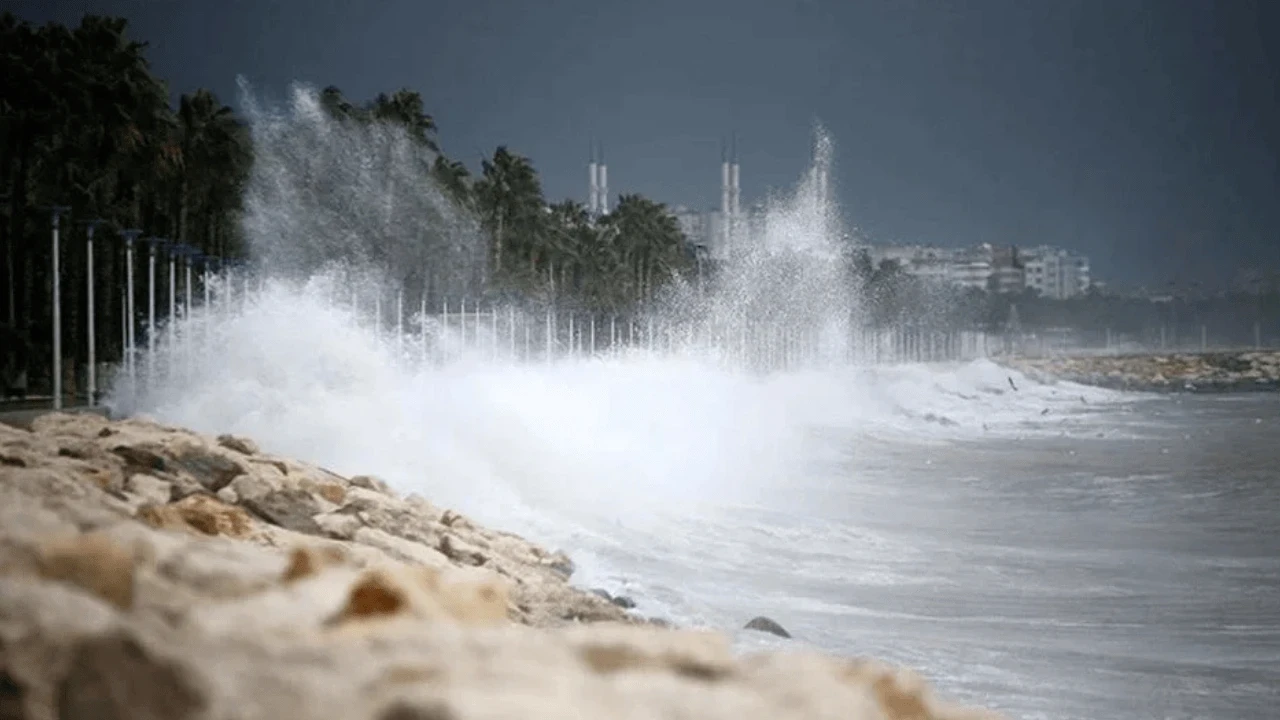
[10,0,1279,287]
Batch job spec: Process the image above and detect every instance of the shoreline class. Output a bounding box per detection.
[0,412,1002,719]
[1001,350,1280,394]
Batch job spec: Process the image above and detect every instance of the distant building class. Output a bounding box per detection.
[1231,268,1280,295]
[861,242,1029,295]
[949,254,994,291]
[1021,246,1090,299]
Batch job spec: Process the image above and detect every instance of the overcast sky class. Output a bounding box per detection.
[9,0,1279,287]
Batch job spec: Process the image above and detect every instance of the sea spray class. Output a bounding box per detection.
[108,81,1132,621]
[655,122,859,369]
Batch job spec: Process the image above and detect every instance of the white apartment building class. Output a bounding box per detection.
[860,241,1090,297]
[1021,246,1090,299]
[862,243,1020,293]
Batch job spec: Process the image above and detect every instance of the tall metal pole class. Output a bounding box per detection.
[182,248,195,377]
[120,284,127,373]
[146,240,157,356]
[84,221,101,406]
[442,298,450,362]
[119,229,142,388]
[203,258,212,310]
[222,259,233,318]
[48,207,70,409]
[490,306,498,362]
[509,306,516,358]
[167,245,177,350]
[545,307,553,363]
[143,238,166,388]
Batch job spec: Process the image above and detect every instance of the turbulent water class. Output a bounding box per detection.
[109,83,1280,719]
[114,298,1280,718]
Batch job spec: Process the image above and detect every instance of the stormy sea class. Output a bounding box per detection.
[109,83,1280,720]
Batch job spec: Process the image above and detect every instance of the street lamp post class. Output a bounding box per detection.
[81,219,105,406]
[143,238,167,385]
[184,251,194,327]
[118,229,142,387]
[47,207,71,409]
[167,243,180,351]
[143,238,167,353]
[202,256,215,310]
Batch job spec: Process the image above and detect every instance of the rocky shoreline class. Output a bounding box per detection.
[1004,350,1280,393]
[0,412,1001,719]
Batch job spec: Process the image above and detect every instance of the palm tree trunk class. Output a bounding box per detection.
[8,137,32,329]
[178,174,189,244]
[493,213,504,277]
[3,223,14,328]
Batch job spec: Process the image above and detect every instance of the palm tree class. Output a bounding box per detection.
[368,90,439,153]
[605,194,691,304]
[474,146,545,286]
[175,89,248,256]
[431,156,471,208]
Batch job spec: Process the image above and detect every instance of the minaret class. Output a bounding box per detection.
[588,140,599,216]
[720,140,731,247]
[730,133,741,217]
[598,143,609,214]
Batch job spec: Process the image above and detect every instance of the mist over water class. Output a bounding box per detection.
[106,81,1280,719]
[116,82,1089,523]
[238,80,484,296]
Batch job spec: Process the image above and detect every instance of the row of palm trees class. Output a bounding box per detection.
[2,13,251,395]
[310,87,695,310]
[2,11,697,395]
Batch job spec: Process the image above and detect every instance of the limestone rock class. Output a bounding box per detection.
[36,532,135,611]
[110,444,167,473]
[313,511,363,540]
[216,433,259,456]
[125,474,172,507]
[0,668,23,720]
[1003,350,1280,393]
[228,471,280,505]
[240,488,324,536]
[169,440,248,492]
[138,494,256,539]
[56,631,207,720]
[350,474,391,494]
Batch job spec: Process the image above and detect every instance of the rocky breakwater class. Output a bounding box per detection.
[1007,350,1280,393]
[0,412,1002,720]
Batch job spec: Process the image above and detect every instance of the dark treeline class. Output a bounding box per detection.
[1,12,695,397]
[2,13,251,396]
